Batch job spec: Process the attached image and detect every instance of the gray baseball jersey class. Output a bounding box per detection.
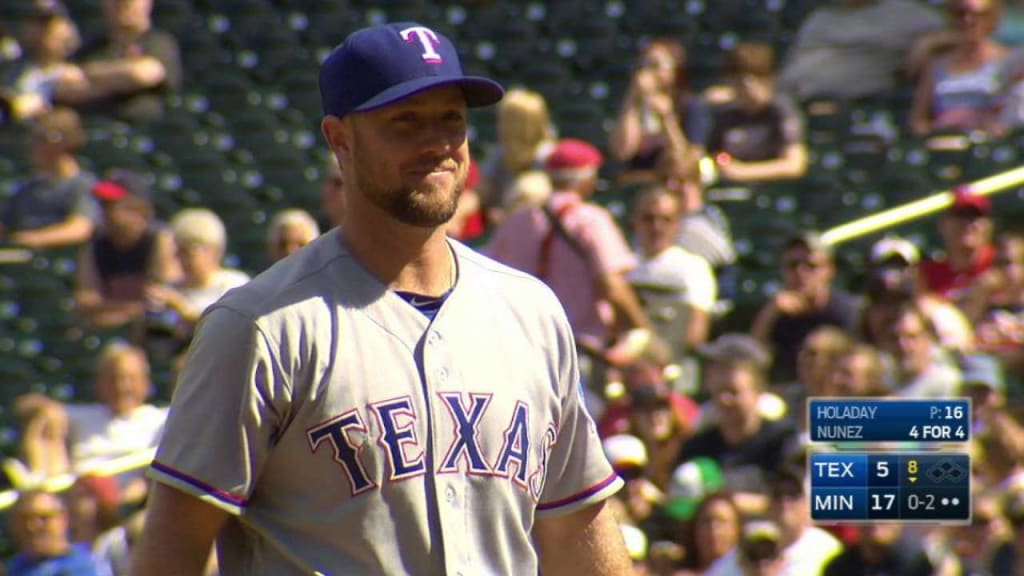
[148,229,622,576]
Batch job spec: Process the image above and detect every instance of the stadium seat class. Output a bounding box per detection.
[562,19,620,72]
[152,0,198,35]
[556,100,610,152]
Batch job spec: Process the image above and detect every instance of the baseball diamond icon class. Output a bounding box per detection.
[926,459,966,483]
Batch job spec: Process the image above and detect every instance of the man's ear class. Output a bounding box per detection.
[321,115,351,158]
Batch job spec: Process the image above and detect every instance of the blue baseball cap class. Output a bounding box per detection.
[319,22,504,118]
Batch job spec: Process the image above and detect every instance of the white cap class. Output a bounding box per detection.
[871,236,920,266]
[620,524,649,561]
[602,434,648,469]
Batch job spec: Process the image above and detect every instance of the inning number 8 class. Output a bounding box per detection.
[908,460,918,474]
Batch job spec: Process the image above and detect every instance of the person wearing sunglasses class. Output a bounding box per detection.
[7,491,101,576]
[751,232,861,384]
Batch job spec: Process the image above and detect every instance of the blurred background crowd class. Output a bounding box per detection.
[1,0,1024,574]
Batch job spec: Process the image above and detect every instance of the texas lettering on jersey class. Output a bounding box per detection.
[306,392,557,500]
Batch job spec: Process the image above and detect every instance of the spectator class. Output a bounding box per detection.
[597,336,701,449]
[964,229,1024,355]
[661,458,725,529]
[823,523,933,576]
[961,352,1008,434]
[679,334,800,514]
[628,185,716,362]
[787,326,853,407]
[63,0,182,123]
[975,408,1024,489]
[92,509,145,576]
[830,343,890,398]
[320,152,345,228]
[7,491,101,576]
[265,208,320,265]
[624,363,700,490]
[942,497,1012,575]
[61,343,165,483]
[610,38,711,183]
[707,43,808,183]
[142,208,249,361]
[865,235,974,351]
[657,149,738,295]
[921,190,997,305]
[881,301,963,397]
[677,492,743,576]
[601,434,665,529]
[488,139,650,385]
[910,0,1012,136]
[0,106,99,250]
[693,334,789,431]
[709,469,842,576]
[732,520,786,576]
[445,160,486,242]
[751,232,861,383]
[778,0,945,101]
[66,474,121,547]
[477,88,557,223]
[503,169,552,213]
[0,0,86,122]
[2,394,70,489]
[74,170,180,329]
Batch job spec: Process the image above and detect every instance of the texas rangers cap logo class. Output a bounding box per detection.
[318,21,504,118]
[400,26,443,64]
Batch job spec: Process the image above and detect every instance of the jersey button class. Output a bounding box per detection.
[445,485,456,503]
[428,330,442,345]
[437,368,448,382]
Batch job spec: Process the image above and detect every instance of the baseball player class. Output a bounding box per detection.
[129,22,631,576]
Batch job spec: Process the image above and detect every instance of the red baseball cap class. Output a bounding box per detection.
[950,188,990,217]
[93,170,151,203]
[545,139,604,172]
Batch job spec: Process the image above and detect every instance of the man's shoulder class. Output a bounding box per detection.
[212,231,350,322]
[455,241,566,310]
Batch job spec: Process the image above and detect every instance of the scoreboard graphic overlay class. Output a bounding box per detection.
[807,398,971,524]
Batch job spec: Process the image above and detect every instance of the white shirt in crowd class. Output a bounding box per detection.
[66,403,168,471]
[628,245,717,312]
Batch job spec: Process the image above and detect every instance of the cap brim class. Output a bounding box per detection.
[352,75,504,114]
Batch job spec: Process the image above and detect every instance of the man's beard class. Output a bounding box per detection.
[350,143,463,228]
[366,180,462,228]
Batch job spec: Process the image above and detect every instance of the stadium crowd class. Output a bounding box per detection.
[0,0,1023,574]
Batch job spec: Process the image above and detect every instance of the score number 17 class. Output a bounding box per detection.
[871,492,896,511]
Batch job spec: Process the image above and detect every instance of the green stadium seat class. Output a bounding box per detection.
[152,0,198,35]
